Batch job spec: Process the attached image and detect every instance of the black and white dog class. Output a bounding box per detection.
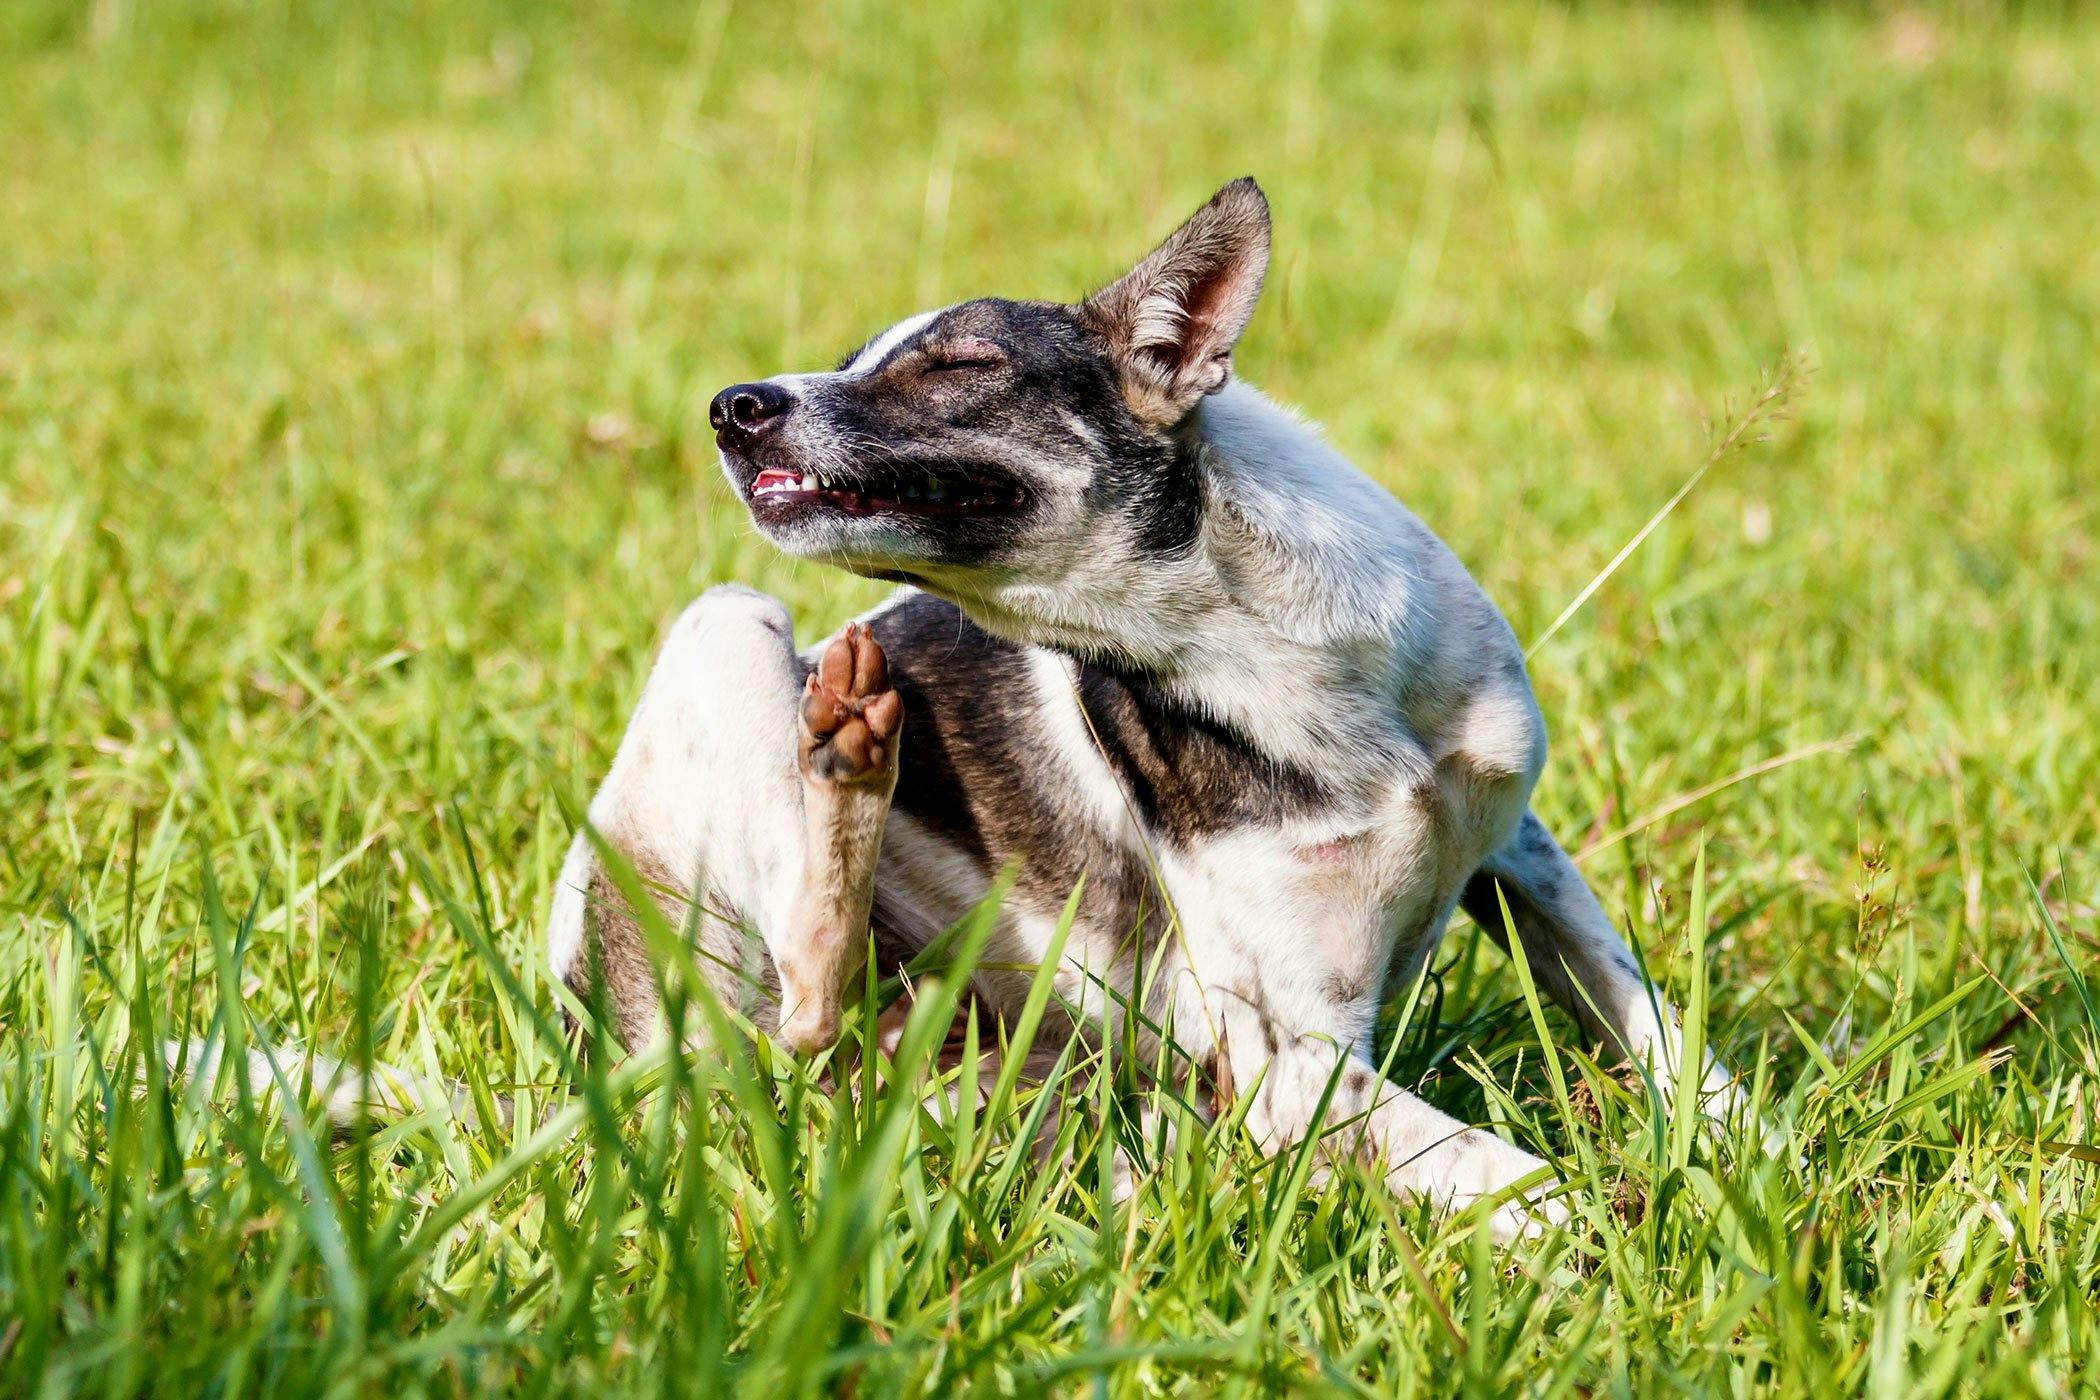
[547,178,1730,1237]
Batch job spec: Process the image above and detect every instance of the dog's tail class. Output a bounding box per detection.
[159,1038,505,1130]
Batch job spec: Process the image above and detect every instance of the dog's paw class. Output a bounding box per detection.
[799,622,903,784]
[1434,1130,1569,1245]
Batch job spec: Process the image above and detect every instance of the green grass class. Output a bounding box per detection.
[4,0,2098,1392]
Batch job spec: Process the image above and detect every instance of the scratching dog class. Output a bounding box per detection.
[547,178,1734,1238]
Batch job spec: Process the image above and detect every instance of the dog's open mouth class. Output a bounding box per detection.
[747,464,1025,519]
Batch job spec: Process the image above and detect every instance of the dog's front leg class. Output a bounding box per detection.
[1206,1000,1563,1242]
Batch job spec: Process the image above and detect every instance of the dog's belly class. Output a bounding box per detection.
[859,591,1527,1046]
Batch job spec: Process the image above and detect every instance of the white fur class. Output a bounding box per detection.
[842,309,943,376]
[547,831,595,985]
[1022,649,1146,838]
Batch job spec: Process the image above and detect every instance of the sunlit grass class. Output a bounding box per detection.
[3,0,2097,1393]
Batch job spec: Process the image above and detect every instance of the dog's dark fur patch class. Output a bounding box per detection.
[869,594,1154,940]
[1072,662,1327,844]
[871,591,1326,856]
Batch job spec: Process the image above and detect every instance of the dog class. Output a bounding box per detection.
[546,177,1733,1238]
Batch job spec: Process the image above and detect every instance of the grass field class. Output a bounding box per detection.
[5,0,2099,1392]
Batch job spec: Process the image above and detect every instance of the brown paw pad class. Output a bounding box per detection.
[800,622,902,783]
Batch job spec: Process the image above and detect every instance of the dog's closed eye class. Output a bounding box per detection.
[922,338,1006,374]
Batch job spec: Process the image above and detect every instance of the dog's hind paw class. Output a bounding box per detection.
[799,622,903,785]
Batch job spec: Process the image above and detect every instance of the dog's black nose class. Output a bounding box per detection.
[709,381,792,452]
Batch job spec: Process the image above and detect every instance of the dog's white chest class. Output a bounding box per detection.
[1149,783,1462,1041]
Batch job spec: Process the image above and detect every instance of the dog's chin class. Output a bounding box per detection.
[744,502,940,572]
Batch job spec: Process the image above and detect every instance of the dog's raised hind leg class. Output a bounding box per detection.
[776,621,903,1053]
[547,589,901,1056]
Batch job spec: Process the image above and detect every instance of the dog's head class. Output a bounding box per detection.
[712,178,1270,620]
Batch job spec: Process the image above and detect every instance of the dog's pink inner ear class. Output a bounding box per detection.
[1083,177,1272,426]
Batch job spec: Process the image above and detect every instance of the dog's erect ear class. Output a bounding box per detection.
[1081,177,1271,427]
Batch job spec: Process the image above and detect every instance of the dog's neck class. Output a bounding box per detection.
[936,381,1452,777]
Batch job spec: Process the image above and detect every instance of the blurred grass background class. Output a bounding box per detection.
[3,0,2097,1393]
